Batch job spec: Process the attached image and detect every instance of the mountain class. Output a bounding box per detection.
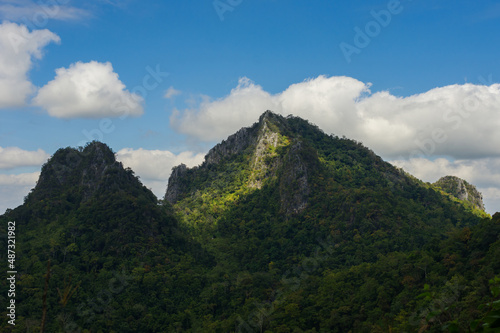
[163,111,499,331]
[166,111,482,255]
[1,113,499,332]
[433,175,486,212]
[0,142,212,332]
[12,141,193,256]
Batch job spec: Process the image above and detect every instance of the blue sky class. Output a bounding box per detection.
[1,0,500,214]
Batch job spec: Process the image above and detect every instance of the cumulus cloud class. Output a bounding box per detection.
[34,61,144,118]
[356,84,500,159]
[116,148,205,198]
[170,76,500,160]
[0,172,39,214]
[164,86,181,99]
[0,21,60,108]
[0,147,49,169]
[390,157,500,214]
[0,1,91,22]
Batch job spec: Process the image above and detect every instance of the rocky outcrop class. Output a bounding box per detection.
[204,126,255,166]
[279,141,315,215]
[433,175,485,211]
[203,111,283,167]
[164,110,313,215]
[164,163,189,204]
[248,116,281,189]
[165,110,288,200]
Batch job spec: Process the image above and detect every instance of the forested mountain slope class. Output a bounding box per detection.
[0,112,498,332]
[164,111,498,331]
[0,142,213,332]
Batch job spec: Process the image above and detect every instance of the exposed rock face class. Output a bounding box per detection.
[164,111,313,214]
[279,141,312,215]
[203,110,281,167]
[433,175,485,211]
[205,126,255,166]
[248,116,281,189]
[164,163,189,204]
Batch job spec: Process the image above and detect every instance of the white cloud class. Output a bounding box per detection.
[34,61,144,118]
[356,84,500,159]
[0,147,49,169]
[0,171,39,186]
[0,172,39,214]
[164,86,181,99]
[116,148,205,198]
[170,76,500,160]
[0,21,60,108]
[0,1,91,22]
[390,157,500,214]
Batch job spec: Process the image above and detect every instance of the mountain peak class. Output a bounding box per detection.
[28,141,144,205]
[165,111,291,203]
[204,110,285,166]
[258,109,282,124]
[165,111,319,214]
[433,175,485,211]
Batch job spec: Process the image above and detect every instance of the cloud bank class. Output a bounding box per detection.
[391,157,500,192]
[171,76,500,160]
[0,145,48,213]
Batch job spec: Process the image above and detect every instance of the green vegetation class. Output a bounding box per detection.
[1,113,498,332]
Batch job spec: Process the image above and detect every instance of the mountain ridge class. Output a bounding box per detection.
[165,111,484,268]
[0,112,497,332]
[165,111,486,219]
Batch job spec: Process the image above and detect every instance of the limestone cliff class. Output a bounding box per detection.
[164,111,312,215]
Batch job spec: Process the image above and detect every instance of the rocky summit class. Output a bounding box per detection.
[434,175,485,212]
